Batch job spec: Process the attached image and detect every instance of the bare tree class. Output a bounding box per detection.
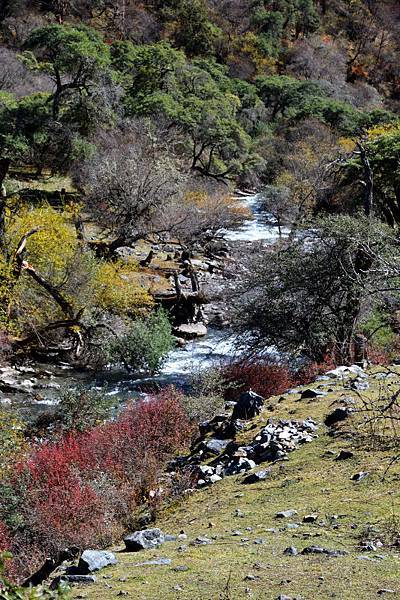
[74,120,186,251]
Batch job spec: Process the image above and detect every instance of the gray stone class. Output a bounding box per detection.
[300,388,327,399]
[276,509,298,519]
[336,450,354,460]
[124,528,165,552]
[202,438,230,455]
[303,514,318,523]
[301,546,348,557]
[189,536,212,546]
[283,546,298,556]
[61,575,97,584]
[351,471,369,482]
[78,550,117,573]
[324,407,351,427]
[174,323,207,339]
[232,390,264,420]
[242,469,271,485]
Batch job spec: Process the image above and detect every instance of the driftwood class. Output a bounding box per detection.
[155,262,207,325]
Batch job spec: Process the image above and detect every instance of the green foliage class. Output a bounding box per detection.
[54,386,115,433]
[342,123,400,225]
[24,24,110,86]
[172,0,222,57]
[360,309,397,352]
[235,215,400,363]
[109,309,174,375]
[252,0,319,57]
[112,41,252,179]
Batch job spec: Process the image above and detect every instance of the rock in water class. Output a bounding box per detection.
[232,390,264,420]
[173,323,207,339]
[78,550,117,573]
[124,528,165,552]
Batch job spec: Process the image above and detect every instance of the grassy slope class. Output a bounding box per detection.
[70,369,400,600]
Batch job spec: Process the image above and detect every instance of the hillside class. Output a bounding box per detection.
[1,0,400,595]
[55,366,400,600]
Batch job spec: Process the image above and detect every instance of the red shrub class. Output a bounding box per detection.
[222,360,295,401]
[6,387,192,581]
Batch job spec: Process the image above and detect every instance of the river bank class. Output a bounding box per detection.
[0,194,285,419]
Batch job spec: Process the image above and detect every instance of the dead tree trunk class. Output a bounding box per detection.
[357,141,373,217]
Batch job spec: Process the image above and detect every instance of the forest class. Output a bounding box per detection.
[0,0,400,596]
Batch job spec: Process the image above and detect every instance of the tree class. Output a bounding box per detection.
[111,41,253,181]
[172,0,222,57]
[233,215,400,363]
[260,185,295,236]
[74,120,186,251]
[24,24,111,119]
[339,124,400,226]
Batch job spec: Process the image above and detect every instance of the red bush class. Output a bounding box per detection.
[222,360,295,401]
[6,387,192,581]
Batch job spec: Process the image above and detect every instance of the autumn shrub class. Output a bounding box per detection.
[93,259,153,315]
[2,388,191,581]
[222,359,295,401]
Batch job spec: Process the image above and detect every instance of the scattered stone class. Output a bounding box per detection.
[360,542,377,551]
[173,566,189,572]
[276,509,298,519]
[78,550,117,573]
[58,575,97,585]
[301,388,327,399]
[336,450,354,460]
[173,585,183,592]
[277,595,292,600]
[235,509,245,518]
[283,546,298,556]
[190,536,212,546]
[242,469,271,484]
[351,379,369,391]
[301,546,348,557]
[325,407,351,427]
[201,438,230,455]
[117,591,129,596]
[232,390,264,420]
[132,558,171,566]
[124,528,165,552]
[351,471,369,482]
[377,589,397,595]
[303,514,318,523]
[326,365,367,379]
[164,534,177,542]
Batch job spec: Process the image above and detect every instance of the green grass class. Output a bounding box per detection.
[67,372,400,599]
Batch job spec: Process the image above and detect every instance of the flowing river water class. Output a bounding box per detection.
[2,195,288,417]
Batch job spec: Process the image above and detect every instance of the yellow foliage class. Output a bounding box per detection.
[93,260,153,315]
[7,205,78,282]
[338,137,357,152]
[0,408,26,478]
[366,122,400,141]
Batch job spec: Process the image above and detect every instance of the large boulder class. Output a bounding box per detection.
[232,390,264,420]
[78,550,117,573]
[124,528,165,552]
